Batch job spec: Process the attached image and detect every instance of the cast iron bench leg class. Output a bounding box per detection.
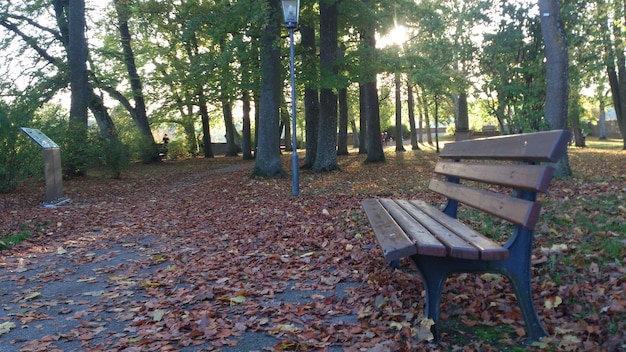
[412,256,453,341]
[506,270,549,341]
[500,227,549,341]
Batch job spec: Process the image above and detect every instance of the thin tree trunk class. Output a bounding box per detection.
[407,83,419,150]
[198,93,214,158]
[337,86,349,155]
[351,118,360,148]
[300,24,319,168]
[281,96,292,151]
[359,83,368,154]
[114,0,155,151]
[394,73,405,152]
[223,98,239,156]
[242,90,253,160]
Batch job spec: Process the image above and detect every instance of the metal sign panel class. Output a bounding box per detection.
[20,127,59,149]
[19,127,65,205]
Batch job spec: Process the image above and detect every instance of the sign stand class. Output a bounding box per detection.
[20,128,68,206]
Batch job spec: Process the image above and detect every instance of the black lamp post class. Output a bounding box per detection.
[281,0,300,196]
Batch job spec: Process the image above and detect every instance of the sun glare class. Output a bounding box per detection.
[377,25,407,49]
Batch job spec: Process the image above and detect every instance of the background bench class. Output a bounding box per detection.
[362,130,570,342]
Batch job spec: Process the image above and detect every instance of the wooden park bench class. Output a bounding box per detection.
[362,130,570,342]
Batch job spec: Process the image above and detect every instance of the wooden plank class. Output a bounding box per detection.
[434,162,555,193]
[393,199,479,260]
[429,179,542,229]
[440,130,571,163]
[409,200,509,261]
[378,199,447,257]
[362,199,417,262]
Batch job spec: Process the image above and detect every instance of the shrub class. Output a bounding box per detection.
[163,139,190,160]
[0,104,40,193]
[101,137,129,179]
[386,124,411,140]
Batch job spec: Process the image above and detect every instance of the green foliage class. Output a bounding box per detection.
[163,138,190,160]
[479,3,547,133]
[61,122,91,178]
[101,137,130,179]
[128,134,160,163]
[0,103,40,193]
[32,107,130,178]
[386,124,410,140]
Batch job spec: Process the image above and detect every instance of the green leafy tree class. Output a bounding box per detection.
[480,2,547,133]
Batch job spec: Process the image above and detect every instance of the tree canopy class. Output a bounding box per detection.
[1,0,623,189]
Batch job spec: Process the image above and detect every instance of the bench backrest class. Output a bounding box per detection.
[431,130,570,230]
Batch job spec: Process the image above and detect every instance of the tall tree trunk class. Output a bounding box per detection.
[600,0,626,148]
[361,10,384,163]
[254,0,285,177]
[417,90,433,145]
[455,91,470,141]
[407,83,419,150]
[314,0,339,171]
[364,79,384,162]
[394,73,405,152]
[67,0,89,177]
[114,0,156,157]
[242,90,253,160]
[301,24,320,168]
[44,1,117,141]
[219,40,240,157]
[254,93,260,157]
[337,43,349,156]
[539,0,572,175]
[68,0,88,128]
[198,90,214,158]
[337,86,349,155]
[434,96,441,152]
[598,98,607,140]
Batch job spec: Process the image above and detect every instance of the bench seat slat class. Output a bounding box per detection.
[362,199,417,263]
[434,162,555,193]
[390,199,480,260]
[429,179,542,229]
[408,200,509,261]
[440,130,570,163]
[378,199,448,257]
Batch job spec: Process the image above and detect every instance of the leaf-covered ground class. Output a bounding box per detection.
[0,142,624,351]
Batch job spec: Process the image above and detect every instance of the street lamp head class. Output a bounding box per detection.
[281,0,300,29]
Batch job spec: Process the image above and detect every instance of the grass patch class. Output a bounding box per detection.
[441,317,527,350]
[584,137,623,150]
[542,192,626,265]
[0,231,31,250]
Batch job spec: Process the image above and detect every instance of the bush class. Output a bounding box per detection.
[101,137,129,179]
[0,104,40,193]
[128,134,160,163]
[61,122,91,178]
[163,139,190,160]
[386,124,411,140]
